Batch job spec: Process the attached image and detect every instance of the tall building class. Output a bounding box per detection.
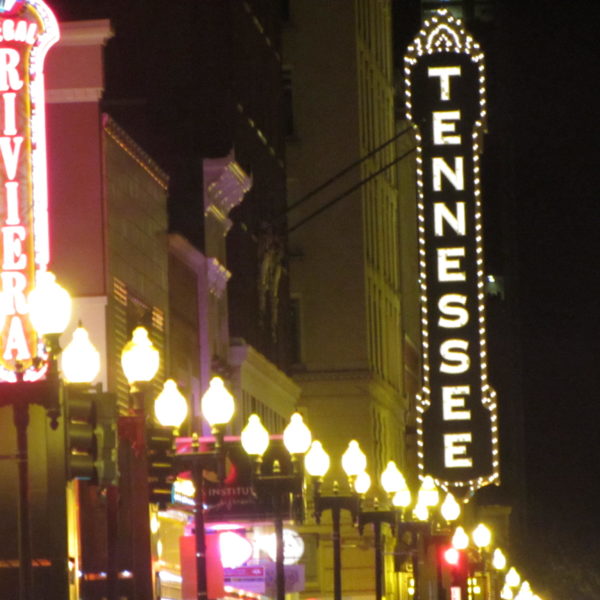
[284,0,418,482]
[51,0,298,429]
[38,4,301,598]
[283,1,419,597]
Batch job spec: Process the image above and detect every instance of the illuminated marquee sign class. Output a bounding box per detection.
[0,0,58,381]
[404,10,499,492]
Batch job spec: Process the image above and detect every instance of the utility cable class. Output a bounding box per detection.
[280,126,414,220]
[287,145,416,234]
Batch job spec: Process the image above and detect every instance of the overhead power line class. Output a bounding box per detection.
[281,125,414,220]
[287,145,416,234]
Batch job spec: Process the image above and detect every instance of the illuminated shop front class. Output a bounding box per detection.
[152,477,306,600]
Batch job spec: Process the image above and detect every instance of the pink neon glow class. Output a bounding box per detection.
[207,523,246,532]
[0,1,59,382]
[28,1,60,274]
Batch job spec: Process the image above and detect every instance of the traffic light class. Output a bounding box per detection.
[94,392,119,486]
[444,546,463,568]
[63,386,118,486]
[146,425,175,507]
[440,545,468,599]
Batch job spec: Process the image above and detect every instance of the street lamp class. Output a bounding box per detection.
[154,375,233,600]
[304,439,366,600]
[363,462,454,600]
[0,272,72,600]
[155,378,313,600]
[449,521,498,600]
[488,547,507,600]
[120,326,161,412]
[241,411,312,600]
[61,325,101,384]
[154,379,188,429]
[472,523,492,550]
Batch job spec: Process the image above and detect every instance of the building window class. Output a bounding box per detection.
[280,0,291,23]
[282,67,295,138]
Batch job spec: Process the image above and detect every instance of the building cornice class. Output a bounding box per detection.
[206,258,231,298]
[57,19,113,47]
[46,87,102,103]
[203,154,252,231]
[229,341,301,416]
[103,115,169,190]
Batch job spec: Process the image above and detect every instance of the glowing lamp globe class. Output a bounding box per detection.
[121,327,160,384]
[201,376,235,427]
[451,526,469,550]
[412,502,429,522]
[354,470,371,495]
[283,412,312,455]
[28,271,71,335]
[440,492,461,522]
[417,475,440,508]
[341,440,367,478]
[380,460,404,495]
[304,441,330,478]
[492,548,507,571]
[500,584,514,600]
[61,326,100,383]
[472,523,492,549]
[389,469,411,508]
[241,414,270,457]
[506,567,521,588]
[392,487,412,509]
[154,379,188,429]
[515,581,533,600]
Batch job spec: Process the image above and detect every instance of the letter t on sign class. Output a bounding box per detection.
[428,66,461,101]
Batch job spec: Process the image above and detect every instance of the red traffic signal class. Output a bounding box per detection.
[443,547,461,566]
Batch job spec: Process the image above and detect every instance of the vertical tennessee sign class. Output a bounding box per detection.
[405,10,499,493]
[0,0,58,381]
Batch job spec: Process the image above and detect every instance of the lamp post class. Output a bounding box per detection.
[119,325,162,600]
[19,273,70,600]
[304,439,367,600]
[448,522,497,600]
[156,379,313,600]
[471,523,492,600]
[0,273,74,600]
[489,548,507,600]
[154,375,233,600]
[121,326,161,414]
[241,411,312,600]
[357,462,458,600]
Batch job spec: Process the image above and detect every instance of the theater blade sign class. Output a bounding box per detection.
[404,10,499,493]
[0,0,58,382]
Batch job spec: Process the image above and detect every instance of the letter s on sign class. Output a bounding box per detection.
[440,339,470,374]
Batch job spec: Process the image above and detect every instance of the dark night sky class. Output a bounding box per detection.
[510,4,599,538]
[48,0,599,584]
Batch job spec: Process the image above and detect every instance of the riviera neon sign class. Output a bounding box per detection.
[404,10,499,493]
[0,0,58,381]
